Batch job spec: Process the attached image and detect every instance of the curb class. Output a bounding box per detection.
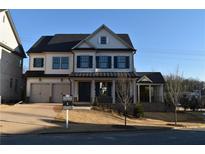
[1,127,172,136]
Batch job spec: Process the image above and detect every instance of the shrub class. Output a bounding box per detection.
[133,104,144,118]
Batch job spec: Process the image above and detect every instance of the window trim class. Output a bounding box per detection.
[114,56,130,69]
[52,57,69,69]
[100,36,108,45]
[77,55,93,68]
[33,58,44,68]
[96,56,111,69]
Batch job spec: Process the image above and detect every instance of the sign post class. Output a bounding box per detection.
[62,94,73,129]
[66,109,69,128]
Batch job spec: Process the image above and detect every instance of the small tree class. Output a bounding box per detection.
[115,75,133,127]
[165,68,183,125]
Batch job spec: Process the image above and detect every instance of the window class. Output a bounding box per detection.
[77,56,92,68]
[15,79,18,92]
[61,57,69,69]
[100,36,107,45]
[10,78,13,88]
[114,56,129,69]
[96,56,111,68]
[52,57,69,69]
[33,58,44,68]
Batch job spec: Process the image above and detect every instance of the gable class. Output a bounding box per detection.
[0,10,25,57]
[77,42,93,48]
[0,11,19,51]
[87,28,127,49]
[137,75,153,83]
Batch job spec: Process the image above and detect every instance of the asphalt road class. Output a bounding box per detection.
[1,129,205,145]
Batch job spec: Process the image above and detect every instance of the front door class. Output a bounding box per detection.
[78,82,91,102]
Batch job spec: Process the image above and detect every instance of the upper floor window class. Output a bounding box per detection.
[77,56,93,68]
[100,36,107,45]
[33,58,44,68]
[114,56,129,69]
[52,57,69,69]
[96,56,111,69]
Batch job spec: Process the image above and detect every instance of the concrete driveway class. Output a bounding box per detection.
[0,103,62,134]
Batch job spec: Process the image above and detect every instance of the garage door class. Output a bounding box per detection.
[30,83,50,103]
[52,84,70,103]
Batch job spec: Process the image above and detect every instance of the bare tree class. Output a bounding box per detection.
[165,68,183,125]
[115,75,133,127]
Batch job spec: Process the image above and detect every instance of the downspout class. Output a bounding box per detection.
[68,51,74,97]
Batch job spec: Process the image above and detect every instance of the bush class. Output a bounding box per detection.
[133,104,144,118]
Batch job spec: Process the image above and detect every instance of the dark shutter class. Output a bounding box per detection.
[108,56,111,68]
[96,56,99,68]
[77,56,80,68]
[114,56,117,68]
[40,59,44,67]
[126,56,129,68]
[33,58,37,67]
[89,56,93,68]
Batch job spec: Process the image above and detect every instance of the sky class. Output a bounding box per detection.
[10,9,205,81]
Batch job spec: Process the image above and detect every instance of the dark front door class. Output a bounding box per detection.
[78,82,91,102]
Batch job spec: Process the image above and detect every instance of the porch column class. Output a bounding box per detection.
[149,85,152,103]
[91,79,95,103]
[133,79,136,104]
[137,84,140,103]
[112,79,115,104]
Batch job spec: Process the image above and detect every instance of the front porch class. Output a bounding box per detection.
[71,80,164,105]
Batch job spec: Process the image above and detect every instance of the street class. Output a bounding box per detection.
[1,129,205,145]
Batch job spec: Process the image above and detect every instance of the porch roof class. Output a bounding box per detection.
[25,71,138,78]
[136,72,165,84]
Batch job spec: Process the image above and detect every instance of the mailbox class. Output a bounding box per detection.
[62,94,73,110]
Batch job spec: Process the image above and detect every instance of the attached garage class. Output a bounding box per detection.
[30,83,51,103]
[52,83,70,103]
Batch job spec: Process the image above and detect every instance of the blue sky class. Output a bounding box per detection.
[10,9,205,81]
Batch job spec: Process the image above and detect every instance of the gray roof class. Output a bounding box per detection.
[27,34,135,53]
[25,71,165,83]
[136,72,165,83]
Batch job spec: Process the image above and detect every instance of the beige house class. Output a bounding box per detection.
[25,25,165,109]
[0,10,26,103]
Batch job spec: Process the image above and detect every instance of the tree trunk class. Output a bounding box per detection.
[174,107,177,125]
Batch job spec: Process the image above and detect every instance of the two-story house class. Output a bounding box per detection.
[0,10,26,103]
[25,25,165,110]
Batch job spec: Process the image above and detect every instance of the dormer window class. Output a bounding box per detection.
[100,36,107,45]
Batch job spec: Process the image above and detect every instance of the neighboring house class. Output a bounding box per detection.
[0,10,26,103]
[25,25,165,109]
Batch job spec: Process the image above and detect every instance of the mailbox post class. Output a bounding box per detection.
[62,94,73,128]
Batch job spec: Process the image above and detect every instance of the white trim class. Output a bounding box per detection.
[72,24,135,50]
[137,75,153,83]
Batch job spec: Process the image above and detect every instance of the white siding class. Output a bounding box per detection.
[29,53,45,71]
[0,11,20,52]
[74,50,134,72]
[29,52,73,74]
[45,52,73,74]
[87,29,127,49]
